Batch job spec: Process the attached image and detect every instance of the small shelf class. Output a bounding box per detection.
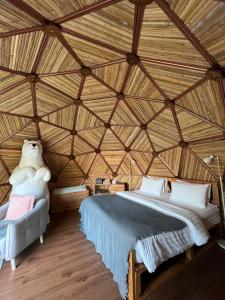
[94,183,125,194]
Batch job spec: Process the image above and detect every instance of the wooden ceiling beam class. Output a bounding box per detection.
[141,56,208,72]
[219,79,225,112]
[174,77,208,101]
[76,132,98,151]
[0,26,43,38]
[71,105,79,156]
[0,157,11,176]
[41,103,74,118]
[7,0,48,23]
[115,152,126,174]
[31,35,49,73]
[148,127,180,143]
[77,125,105,133]
[62,27,126,55]
[0,186,11,205]
[139,62,168,99]
[123,99,142,124]
[31,82,37,116]
[91,73,118,93]
[155,0,216,67]
[45,150,70,158]
[158,144,180,154]
[146,106,166,125]
[100,153,114,174]
[0,66,27,76]
[55,0,121,24]
[145,156,154,175]
[170,106,183,140]
[158,154,177,177]
[82,103,106,124]
[125,95,165,102]
[110,127,126,148]
[120,64,133,93]
[178,147,186,178]
[74,159,86,176]
[40,120,70,133]
[145,130,155,150]
[187,135,225,146]
[39,69,80,77]
[97,128,107,150]
[0,78,27,95]
[45,132,71,149]
[55,159,70,179]
[0,183,10,187]
[132,4,145,54]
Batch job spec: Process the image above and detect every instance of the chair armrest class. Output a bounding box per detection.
[0,202,9,220]
[5,199,49,260]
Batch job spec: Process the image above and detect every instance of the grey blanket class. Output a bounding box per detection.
[0,220,12,270]
[79,194,186,299]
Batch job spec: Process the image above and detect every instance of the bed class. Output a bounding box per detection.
[79,178,222,300]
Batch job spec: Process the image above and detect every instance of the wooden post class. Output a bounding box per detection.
[128,251,135,300]
[185,247,194,263]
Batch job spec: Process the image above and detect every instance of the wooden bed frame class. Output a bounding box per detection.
[127,177,223,300]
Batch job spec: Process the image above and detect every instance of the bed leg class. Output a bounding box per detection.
[128,251,135,300]
[186,247,194,263]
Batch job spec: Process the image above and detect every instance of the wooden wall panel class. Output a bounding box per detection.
[148,157,174,177]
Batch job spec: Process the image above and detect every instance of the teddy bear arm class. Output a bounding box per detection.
[35,167,51,182]
[9,167,35,185]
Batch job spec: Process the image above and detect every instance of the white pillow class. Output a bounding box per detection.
[176,180,211,200]
[140,176,165,197]
[170,182,210,209]
[147,176,168,193]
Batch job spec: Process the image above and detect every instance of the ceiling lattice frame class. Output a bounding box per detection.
[0,0,225,201]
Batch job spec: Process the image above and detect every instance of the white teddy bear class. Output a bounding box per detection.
[9,140,51,202]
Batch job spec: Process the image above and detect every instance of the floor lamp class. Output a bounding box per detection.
[203,155,225,249]
[128,158,136,191]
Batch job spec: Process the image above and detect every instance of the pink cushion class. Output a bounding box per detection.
[4,194,35,220]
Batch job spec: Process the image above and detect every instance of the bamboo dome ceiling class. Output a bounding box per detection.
[0,0,225,198]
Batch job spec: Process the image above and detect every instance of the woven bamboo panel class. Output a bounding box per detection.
[42,105,75,130]
[0,185,11,205]
[83,98,117,122]
[130,151,153,174]
[148,130,178,151]
[176,80,225,128]
[81,76,115,101]
[0,82,33,116]
[78,127,105,149]
[41,73,81,98]
[138,2,209,66]
[143,61,205,98]
[75,153,96,174]
[0,71,24,90]
[36,82,74,116]
[127,98,164,123]
[148,157,175,177]
[0,0,40,33]
[148,108,180,141]
[167,0,225,66]
[73,135,95,155]
[118,153,142,175]
[131,131,152,152]
[159,146,181,176]
[76,105,104,130]
[125,66,163,99]
[93,62,128,92]
[0,149,21,173]
[111,126,140,147]
[63,33,123,67]
[111,101,140,125]
[0,115,30,143]
[100,129,123,151]
[63,1,134,52]
[176,108,223,142]
[0,32,44,72]
[45,153,69,178]
[48,135,72,155]
[102,150,125,172]
[23,0,98,21]
[190,140,225,178]
[89,154,111,175]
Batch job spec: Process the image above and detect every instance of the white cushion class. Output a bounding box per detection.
[176,180,211,200]
[171,182,210,209]
[147,176,168,192]
[140,176,165,197]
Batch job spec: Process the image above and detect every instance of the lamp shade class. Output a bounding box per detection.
[203,155,215,165]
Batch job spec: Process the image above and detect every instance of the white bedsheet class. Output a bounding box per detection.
[117,191,210,270]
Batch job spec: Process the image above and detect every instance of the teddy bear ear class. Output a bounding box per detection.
[24,139,29,144]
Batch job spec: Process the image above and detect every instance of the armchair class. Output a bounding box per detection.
[0,198,49,271]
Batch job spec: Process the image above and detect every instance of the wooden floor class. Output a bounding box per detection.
[1,211,225,300]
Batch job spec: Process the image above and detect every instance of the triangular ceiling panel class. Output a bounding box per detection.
[47,135,72,155]
[63,33,124,67]
[56,160,84,187]
[1,123,37,148]
[0,71,25,91]
[111,126,140,147]
[39,122,69,148]
[92,62,128,92]
[101,150,125,172]
[0,115,31,143]
[78,127,105,149]
[0,185,11,205]
[63,1,134,52]
[0,149,21,173]
[148,130,178,152]
[125,66,164,99]
[45,153,69,178]
[159,146,182,176]
[176,108,223,142]
[42,105,75,130]
[0,32,44,72]
[189,140,225,179]
[83,98,117,122]
[73,135,95,155]
[176,80,225,128]
[118,153,142,175]
[36,36,79,74]
[130,151,153,174]
[76,105,104,130]
[100,129,124,151]
[81,76,115,101]
[0,161,9,184]
[131,131,152,152]
[143,61,205,98]
[127,98,165,124]
[75,153,96,174]
[138,2,209,66]
[111,101,140,126]
[89,154,111,176]
[36,82,74,116]
[0,81,33,116]
[165,0,225,66]
[148,108,180,141]
[40,73,81,98]
[148,157,175,177]
[180,148,215,182]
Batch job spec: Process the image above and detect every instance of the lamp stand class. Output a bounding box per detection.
[216,157,225,249]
